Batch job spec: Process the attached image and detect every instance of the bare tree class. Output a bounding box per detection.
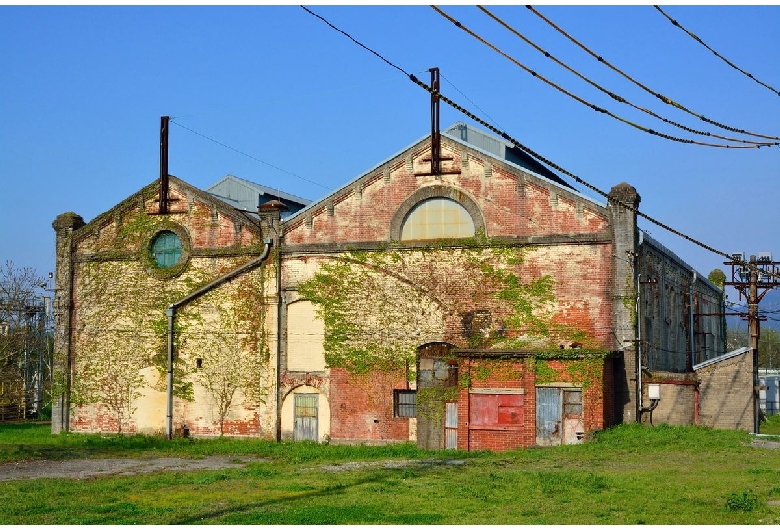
[0,261,48,417]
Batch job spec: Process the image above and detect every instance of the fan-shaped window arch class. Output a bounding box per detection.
[401,198,475,241]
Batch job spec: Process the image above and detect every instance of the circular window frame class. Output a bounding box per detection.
[141,222,191,279]
[390,185,485,242]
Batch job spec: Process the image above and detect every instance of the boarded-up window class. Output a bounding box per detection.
[394,390,416,418]
[287,300,325,371]
[469,392,524,430]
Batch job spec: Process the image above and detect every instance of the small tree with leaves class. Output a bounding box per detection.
[182,271,271,436]
[72,323,148,433]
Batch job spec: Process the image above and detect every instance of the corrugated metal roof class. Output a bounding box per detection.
[443,122,573,189]
[206,174,311,218]
[693,346,749,371]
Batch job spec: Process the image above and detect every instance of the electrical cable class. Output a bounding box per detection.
[525,5,780,141]
[476,5,776,148]
[302,5,766,273]
[440,72,504,133]
[654,5,780,98]
[170,120,333,191]
[431,6,763,149]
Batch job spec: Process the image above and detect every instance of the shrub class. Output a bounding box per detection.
[726,491,759,512]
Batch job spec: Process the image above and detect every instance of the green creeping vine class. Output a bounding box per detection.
[69,206,272,434]
[298,234,607,414]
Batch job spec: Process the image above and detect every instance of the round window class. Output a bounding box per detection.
[150,230,182,268]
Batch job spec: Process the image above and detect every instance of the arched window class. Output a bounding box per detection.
[400,197,475,241]
[151,230,182,268]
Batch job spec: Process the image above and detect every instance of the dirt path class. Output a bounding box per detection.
[0,455,268,481]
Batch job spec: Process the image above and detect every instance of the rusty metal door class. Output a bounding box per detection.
[445,402,458,449]
[536,388,584,446]
[536,387,562,446]
[294,393,318,441]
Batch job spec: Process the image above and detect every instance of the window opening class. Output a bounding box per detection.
[394,389,417,418]
[151,231,182,268]
[400,197,475,241]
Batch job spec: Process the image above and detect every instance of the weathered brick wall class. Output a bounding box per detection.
[328,367,411,444]
[638,236,726,374]
[696,351,753,431]
[457,357,535,451]
[283,138,609,245]
[640,374,697,426]
[455,356,607,451]
[60,178,277,437]
[278,137,617,448]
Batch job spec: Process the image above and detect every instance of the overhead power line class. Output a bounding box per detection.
[170,120,332,191]
[431,5,769,149]
[525,5,780,142]
[300,5,743,266]
[654,5,780,98]
[476,5,776,148]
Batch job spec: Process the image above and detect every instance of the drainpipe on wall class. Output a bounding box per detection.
[636,272,643,420]
[256,199,287,443]
[165,239,272,439]
[275,240,283,442]
[689,271,697,369]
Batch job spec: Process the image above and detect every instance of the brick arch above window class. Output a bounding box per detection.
[389,185,485,242]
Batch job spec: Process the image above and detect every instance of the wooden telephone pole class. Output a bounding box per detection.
[724,252,779,433]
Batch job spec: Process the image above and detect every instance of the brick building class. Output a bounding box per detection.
[51,122,739,450]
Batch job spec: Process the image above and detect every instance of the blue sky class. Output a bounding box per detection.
[1,4,778,318]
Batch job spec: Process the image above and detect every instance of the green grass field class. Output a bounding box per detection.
[1,420,779,524]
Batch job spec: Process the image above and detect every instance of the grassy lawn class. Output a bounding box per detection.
[1,421,779,524]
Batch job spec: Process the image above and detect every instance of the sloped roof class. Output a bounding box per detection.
[71,175,264,243]
[693,347,750,371]
[206,174,311,218]
[443,122,572,189]
[287,121,602,222]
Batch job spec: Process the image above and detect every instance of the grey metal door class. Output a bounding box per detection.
[445,402,458,449]
[294,393,318,441]
[536,387,562,446]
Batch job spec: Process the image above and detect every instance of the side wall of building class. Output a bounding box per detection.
[55,179,278,437]
[696,351,754,431]
[277,137,620,448]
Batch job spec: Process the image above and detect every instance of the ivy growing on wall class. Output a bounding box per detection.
[69,204,272,434]
[177,266,273,436]
[297,234,593,380]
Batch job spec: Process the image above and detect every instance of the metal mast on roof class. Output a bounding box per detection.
[159,116,170,215]
[416,68,459,178]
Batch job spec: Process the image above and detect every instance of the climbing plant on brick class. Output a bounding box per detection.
[298,235,586,378]
[178,266,272,436]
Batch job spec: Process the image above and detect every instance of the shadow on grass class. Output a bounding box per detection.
[170,468,442,525]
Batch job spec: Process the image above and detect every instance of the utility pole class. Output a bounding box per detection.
[724,252,779,434]
[748,257,760,434]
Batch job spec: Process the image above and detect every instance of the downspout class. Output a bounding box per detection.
[275,239,283,442]
[636,272,642,420]
[689,271,697,369]
[165,238,272,439]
